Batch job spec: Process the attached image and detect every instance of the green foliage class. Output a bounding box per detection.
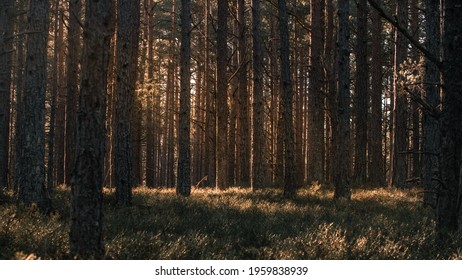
[1,185,462,259]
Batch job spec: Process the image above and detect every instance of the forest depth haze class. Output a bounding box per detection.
[0,0,461,259]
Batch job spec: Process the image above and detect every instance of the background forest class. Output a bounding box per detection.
[0,0,461,259]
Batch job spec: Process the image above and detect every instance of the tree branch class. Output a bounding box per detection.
[367,0,443,70]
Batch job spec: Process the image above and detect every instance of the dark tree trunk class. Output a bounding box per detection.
[354,0,368,185]
[177,0,191,196]
[115,0,140,205]
[251,0,265,190]
[422,0,441,207]
[145,0,155,187]
[436,0,462,239]
[278,0,296,197]
[307,0,325,183]
[65,0,82,185]
[237,0,250,186]
[70,0,114,258]
[0,0,14,191]
[216,0,229,190]
[17,0,50,211]
[369,5,385,186]
[389,0,408,188]
[334,0,351,200]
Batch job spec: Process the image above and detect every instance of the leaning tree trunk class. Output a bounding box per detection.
[177,0,191,196]
[70,0,114,258]
[17,0,50,212]
[114,0,140,206]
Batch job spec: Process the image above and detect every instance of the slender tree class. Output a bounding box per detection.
[251,0,265,190]
[70,0,114,258]
[115,0,140,205]
[177,0,191,196]
[334,0,351,200]
[216,0,229,190]
[278,0,296,196]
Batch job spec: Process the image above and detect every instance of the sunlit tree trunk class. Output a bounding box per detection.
[70,0,114,258]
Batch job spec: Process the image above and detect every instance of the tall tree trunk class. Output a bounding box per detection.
[216,0,229,190]
[436,0,462,239]
[251,0,265,190]
[422,0,440,207]
[70,0,114,258]
[65,0,82,185]
[369,4,385,185]
[389,0,408,188]
[354,0,368,185]
[334,0,351,200]
[177,0,191,196]
[0,0,14,191]
[145,0,155,187]
[237,0,250,186]
[278,0,296,196]
[17,0,50,211]
[307,0,325,183]
[115,0,140,205]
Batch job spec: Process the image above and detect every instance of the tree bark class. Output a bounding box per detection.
[278,0,296,197]
[251,0,265,190]
[177,0,191,196]
[17,0,50,211]
[70,0,114,258]
[334,0,351,200]
[216,0,229,190]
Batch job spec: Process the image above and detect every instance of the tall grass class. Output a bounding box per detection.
[1,185,461,259]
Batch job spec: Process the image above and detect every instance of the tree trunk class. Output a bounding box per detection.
[334,0,351,200]
[422,0,441,207]
[369,5,385,186]
[145,0,155,187]
[251,0,265,190]
[65,0,82,185]
[307,0,325,183]
[354,0,368,185]
[0,0,14,191]
[177,0,191,196]
[216,0,229,190]
[278,0,296,197]
[70,0,114,258]
[436,0,462,239]
[389,0,408,188]
[17,0,50,211]
[115,0,140,205]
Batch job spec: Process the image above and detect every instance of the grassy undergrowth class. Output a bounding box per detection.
[1,185,462,259]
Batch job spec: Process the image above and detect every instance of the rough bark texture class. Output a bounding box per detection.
[216,0,228,190]
[65,0,82,185]
[238,0,250,186]
[354,0,368,185]
[70,0,114,258]
[307,0,325,183]
[334,0,351,200]
[278,0,296,197]
[0,0,14,191]
[115,0,140,205]
[17,0,50,211]
[177,0,191,196]
[145,0,155,187]
[251,0,265,191]
[369,6,385,186]
[436,0,462,238]
[389,0,408,188]
[55,8,66,186]
[422,0,441,207]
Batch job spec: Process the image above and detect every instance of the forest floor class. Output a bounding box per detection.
[1,184,462,259]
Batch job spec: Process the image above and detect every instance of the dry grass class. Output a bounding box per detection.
[1,184,462,259]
